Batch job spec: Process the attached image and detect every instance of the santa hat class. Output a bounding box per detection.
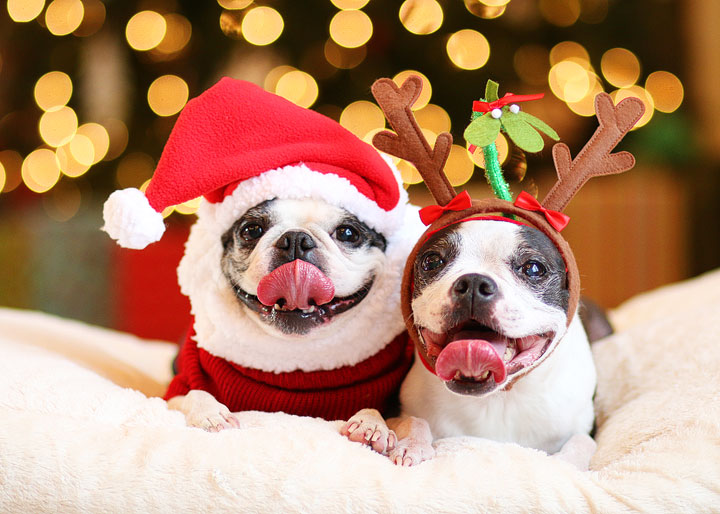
[102,77,407,249]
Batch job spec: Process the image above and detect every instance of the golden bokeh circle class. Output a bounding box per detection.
[446,29,490,70]
[445,144,475,186]
[76,123,110,163]
[22,149,62,193]
[275,70,319,108]
[414,103,451,134]
[45,0,84,36]
[126,11,167,51]
[56,143,90,178]
[549,60,592,102]
[645,71,683,113]
[566,74,604,117]
[399,0,443,35]
[0,150,24,192]
[174,196,202,215]
[7,0,45,22]
[397,160,423,185]
[217,0,253,9]
[339,101,386,138]
[467,133,509,169]
[155,14,192,55]
[611,86,655,128]
[264,65,297,91]
[39,106,78,148]
[103,119,129,161]
[0,161,5,193]
[330,0,370,9]
[73,0,105,37]
[34,71,73,111]
[601,48,641,88]
[242,6,284,46]
[68,134,95,167]
[550,41,590,68]
[329,9,373,48]
[392,70,432,110]
[147,75,190,117]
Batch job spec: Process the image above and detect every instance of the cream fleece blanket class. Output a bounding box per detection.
[1,269,720,513]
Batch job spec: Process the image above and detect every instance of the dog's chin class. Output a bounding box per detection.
[231,278,374,336]
[419,320,557,398]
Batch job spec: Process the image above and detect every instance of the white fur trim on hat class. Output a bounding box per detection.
[206,160,408,238]
[102,188,166,250]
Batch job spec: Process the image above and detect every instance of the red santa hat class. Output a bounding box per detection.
[102,77,406,249]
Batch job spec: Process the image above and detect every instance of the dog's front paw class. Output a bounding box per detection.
[167,390,241,432]
[341,408,396,455]
[388,438,435,467]
[196,409,242,433]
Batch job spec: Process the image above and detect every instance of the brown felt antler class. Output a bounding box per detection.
[542,92,645,212]
[371,76,457,206]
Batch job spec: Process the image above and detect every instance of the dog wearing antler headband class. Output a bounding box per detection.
[342,75,644,467]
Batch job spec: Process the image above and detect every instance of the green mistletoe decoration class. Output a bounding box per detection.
[464,80,559,202]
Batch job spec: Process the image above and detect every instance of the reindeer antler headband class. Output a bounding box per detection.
[370,75,644,347]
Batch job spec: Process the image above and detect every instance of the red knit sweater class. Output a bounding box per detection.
[164,328,414,421]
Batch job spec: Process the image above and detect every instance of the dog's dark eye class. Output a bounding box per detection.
[335,225,359,243]
[521,260,546,278]
[240,223,264,241]
[421,252,444,272]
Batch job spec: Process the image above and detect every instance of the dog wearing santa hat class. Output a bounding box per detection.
[102,78,422,430]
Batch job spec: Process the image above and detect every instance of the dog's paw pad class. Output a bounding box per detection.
[196,411,241,432]
[341,411,394,454]
[388,439,435,467]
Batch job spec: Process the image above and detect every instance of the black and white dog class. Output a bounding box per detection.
[345,219,597,466]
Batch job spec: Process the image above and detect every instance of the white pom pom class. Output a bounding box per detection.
[102,188,166,249]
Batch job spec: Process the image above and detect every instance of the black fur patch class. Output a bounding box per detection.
[512,226,568,313]
[333,215,387,252]
[412,227,460,299]
[221,199,276,277]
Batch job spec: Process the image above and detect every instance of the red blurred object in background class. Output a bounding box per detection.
[109,221,191,343]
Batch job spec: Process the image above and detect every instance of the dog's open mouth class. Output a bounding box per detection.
[231,260,373,334]
[420,320,553,395]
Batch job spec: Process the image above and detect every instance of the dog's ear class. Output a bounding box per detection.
[542,93,644,212]
[370,76,457,207]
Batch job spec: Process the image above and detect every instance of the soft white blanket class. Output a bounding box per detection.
[1,269,720,513]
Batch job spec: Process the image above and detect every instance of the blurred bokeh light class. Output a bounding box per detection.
[329,9,372,48]
[147,75,190,117]
[126,11,167,51]
[399,0,443,35]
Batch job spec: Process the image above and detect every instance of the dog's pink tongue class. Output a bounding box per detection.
[435,340,507,384]
[256,260,335,310]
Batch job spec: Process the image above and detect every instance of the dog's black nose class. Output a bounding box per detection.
[275,231,316,261]
[452,273,498,302]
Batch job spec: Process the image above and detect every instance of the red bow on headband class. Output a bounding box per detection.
[472,92,545,114]
[419,190,472,226]
[514,191,570,232]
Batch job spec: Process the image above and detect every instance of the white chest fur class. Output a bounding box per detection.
[399,315,596,453]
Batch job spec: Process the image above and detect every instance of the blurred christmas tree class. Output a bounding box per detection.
[0,0,691,334]
[0,0,685,219]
